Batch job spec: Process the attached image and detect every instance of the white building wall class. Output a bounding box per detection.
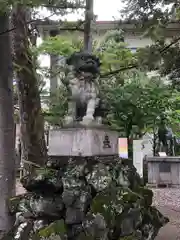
[124,34,172,51]
[124,34,153,49]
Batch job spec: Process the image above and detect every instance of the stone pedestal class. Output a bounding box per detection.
[48,126,119,157]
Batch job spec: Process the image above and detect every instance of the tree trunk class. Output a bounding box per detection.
[11,5,47,171]
[0,13,15,236]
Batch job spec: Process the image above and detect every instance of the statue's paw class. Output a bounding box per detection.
[81,115,94,125]
[95,116,102,124]
[64,116,74,124]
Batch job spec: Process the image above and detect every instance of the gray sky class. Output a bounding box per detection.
[94,0,121,20]
[42,0,122,21]
[63,0,122,20]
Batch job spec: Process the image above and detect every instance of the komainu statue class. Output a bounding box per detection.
[157,126,175,156]
[156,115,175,156]
[64,51,104,125]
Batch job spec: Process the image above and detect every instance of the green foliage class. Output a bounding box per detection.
[43,86,68,126]
[134,40,180,80]
[135,44,162,71]
[121,0,180,87]
[95,30,136,75]
[0,0,85,13]
[38,219,67,238]
[37,30,136,78]
[102,70,178,138]
[121,0,175,24]
[37,35,83,56]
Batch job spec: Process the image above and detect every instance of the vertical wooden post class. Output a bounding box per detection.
[49,30,59,96]
[84,0,94,53]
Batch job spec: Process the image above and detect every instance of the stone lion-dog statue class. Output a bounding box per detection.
[64,51,105,125]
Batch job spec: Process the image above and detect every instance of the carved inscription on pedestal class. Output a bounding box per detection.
[103,134,111,149]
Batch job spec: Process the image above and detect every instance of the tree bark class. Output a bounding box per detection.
[11,5,47,170]
[0,13,15,236]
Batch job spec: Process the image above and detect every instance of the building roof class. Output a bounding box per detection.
[36,20,180,37]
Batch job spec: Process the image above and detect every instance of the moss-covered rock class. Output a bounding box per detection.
[1,221,34,240]
[136,186,153,206]
[9,193,64,219]
[21,168,63,194]
[91,185,143,229]
[77,213,108,240]
[8,194,27,214]
[85,163,112,192]
[36,220,67,239]
[3,157,168,240]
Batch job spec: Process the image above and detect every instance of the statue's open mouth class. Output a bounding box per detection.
[66,51,101,75]
[78,63,99,74]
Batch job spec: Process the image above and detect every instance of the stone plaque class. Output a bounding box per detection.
[48,127,118,157]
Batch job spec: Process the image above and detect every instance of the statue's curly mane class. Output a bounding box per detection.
[66,51,101,75]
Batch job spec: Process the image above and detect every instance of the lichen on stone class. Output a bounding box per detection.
[37,220,67,238]
[21,168,63,194]
[85,163,112,192]
[3,157,169,240]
